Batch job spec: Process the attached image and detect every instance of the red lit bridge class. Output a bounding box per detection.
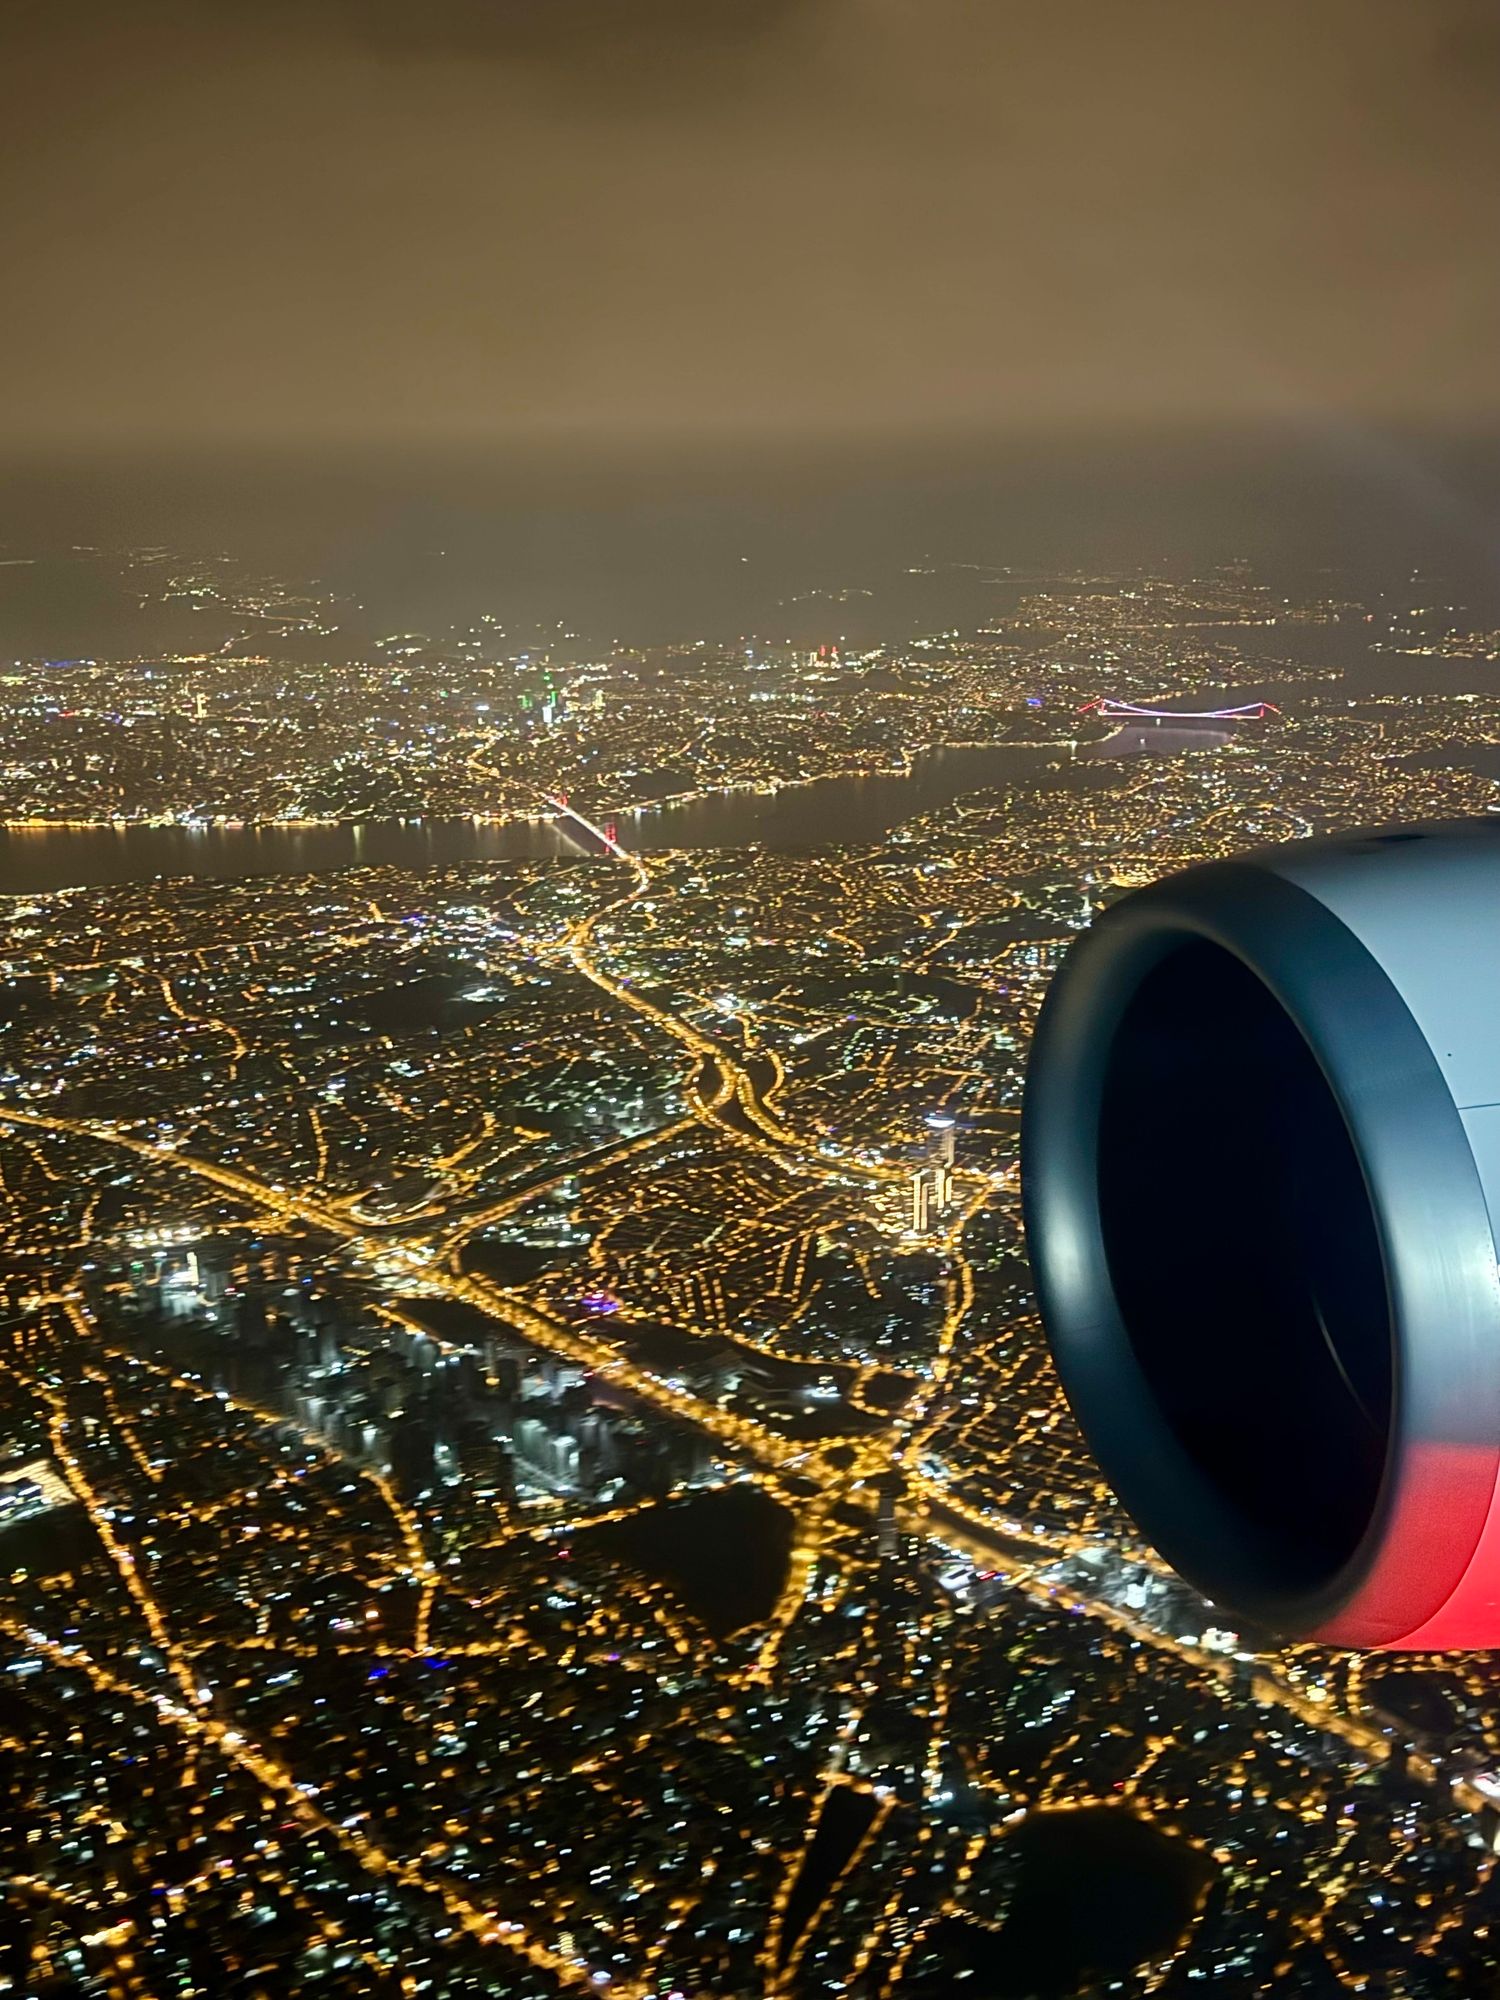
[1078,697,1281,721]
[544,793,630,862]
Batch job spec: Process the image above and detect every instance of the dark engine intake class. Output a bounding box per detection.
[1021,818,1500,1649]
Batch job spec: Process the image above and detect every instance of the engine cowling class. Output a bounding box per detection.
[1021,818,1500,1648]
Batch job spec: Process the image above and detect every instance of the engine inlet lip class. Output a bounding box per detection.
[1021,858,1500,1647]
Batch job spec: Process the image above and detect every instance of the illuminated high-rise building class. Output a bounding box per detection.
[926,1114,956,1167]
[910,1170,930,1235]
[875,1470,903,1563]
[926,1115,956,1213]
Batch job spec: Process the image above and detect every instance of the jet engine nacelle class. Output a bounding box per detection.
[1021,818,1500,1648]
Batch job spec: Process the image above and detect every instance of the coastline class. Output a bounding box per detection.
[0,733,1081,837]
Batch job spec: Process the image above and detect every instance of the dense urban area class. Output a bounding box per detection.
[6,547,1500,1997]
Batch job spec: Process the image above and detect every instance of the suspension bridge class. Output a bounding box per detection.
[543,793,628,859]
[1078,697,1282,721]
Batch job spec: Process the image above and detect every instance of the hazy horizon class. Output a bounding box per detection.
[5,424,1500,650]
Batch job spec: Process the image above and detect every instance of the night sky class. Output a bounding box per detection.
[3,0,1500,456]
